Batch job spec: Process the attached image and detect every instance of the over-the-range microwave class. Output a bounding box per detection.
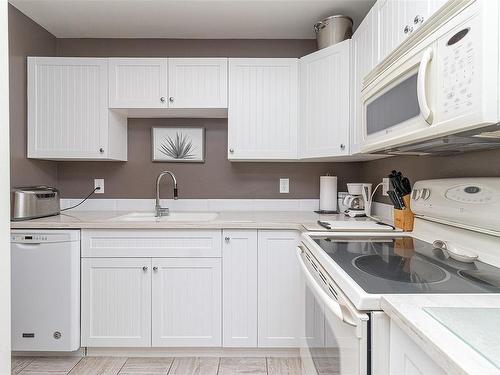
[360,0,500,155]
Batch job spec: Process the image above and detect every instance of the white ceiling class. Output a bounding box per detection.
[9,0,375,39]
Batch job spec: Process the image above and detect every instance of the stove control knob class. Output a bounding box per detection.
[411,189,421,200]
[421,188,431,200]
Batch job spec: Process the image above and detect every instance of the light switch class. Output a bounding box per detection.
[279,178,289,194]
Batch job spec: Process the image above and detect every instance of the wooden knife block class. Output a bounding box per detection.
[394,195,414,231]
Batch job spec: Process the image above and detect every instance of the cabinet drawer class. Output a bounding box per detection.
[82,229,222,258]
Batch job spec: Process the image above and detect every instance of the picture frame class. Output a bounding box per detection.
[152,127,205,162]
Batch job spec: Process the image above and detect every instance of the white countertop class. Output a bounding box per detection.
[381,294,500,375]
[10,210,372,230]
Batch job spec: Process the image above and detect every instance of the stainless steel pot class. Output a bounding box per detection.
[314,15,353,49]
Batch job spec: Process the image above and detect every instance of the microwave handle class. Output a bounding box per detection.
[296,247,358,328]
[417,47,434,124]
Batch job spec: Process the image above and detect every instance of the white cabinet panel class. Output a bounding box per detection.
[258,230,301,347]
[377,0,407,62]
[228,58,298,161]
[390,321,446,375]
[81,229,222,258]
[222,230,258,347]
[299,41,350,159]
[81,258,151,347]
[27,57,127,160]
[168,58,227,108]
[109,58,167,108]
[152,258,221,347]
[351,7,378,154]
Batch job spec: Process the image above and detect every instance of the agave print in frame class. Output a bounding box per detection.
[152,127,205,162]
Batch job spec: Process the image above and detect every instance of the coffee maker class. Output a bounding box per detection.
[343,183,372,218]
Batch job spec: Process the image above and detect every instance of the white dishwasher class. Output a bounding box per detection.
[11,230,80,351]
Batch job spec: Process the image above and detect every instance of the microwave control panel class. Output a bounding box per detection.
[438,14,480,121]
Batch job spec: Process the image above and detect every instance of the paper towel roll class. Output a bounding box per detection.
[320,176,338,212]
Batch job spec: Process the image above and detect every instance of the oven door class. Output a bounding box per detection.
[297,247,369,375]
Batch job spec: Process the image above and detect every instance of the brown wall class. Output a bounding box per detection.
[11,8,500,201]
[58,119,361,199]
[361,149,500,203]
[9,5,58,187]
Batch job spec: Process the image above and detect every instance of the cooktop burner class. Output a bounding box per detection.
[312,236,500,294]
[353,254,448,284]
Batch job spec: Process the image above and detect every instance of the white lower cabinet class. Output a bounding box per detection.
[81,229,301,349]
[258,230,301,347]
[390,320,445,375]
[222,230,258,347]
[81,258,152,347]
[152,258,221,347]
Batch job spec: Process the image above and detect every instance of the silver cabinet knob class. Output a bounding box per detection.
[414,15,424,24]
[224,237,230,242]
[169,97,174,103]
[142,266,148,271]
[404,25,413,34]
[340,144,346,150]
[99,148,104,154]
[160,97,166,103]
[153,266,158,271]
[229,148,234,153]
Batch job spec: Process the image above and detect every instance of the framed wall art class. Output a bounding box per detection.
[152,127,205,162]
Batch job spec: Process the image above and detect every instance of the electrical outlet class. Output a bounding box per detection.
[279,178,290,194]
[94,179,104,194]
[382,178,390,196]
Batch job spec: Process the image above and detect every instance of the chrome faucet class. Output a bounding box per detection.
[155,171,178,217]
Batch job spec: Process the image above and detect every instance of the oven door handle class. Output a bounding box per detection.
[296,247,358,328]
[417,47,433,124]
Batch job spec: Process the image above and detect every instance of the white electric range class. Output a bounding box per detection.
[298,178,500,375]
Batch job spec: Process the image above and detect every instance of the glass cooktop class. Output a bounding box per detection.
[313,236,500,294]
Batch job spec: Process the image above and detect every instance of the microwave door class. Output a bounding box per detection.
[362,43,436,150]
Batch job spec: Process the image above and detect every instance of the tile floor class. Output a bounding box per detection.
[11,356,302,375]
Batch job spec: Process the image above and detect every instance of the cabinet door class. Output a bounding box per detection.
[377,0,407,62]
[168,58,227,108]
[299,41,350,159]
[152,258,221,347]
[108,58,167,108]
[81,258,151,347]
[27,57,108,159]
[351,7,378,154]
[258,230,301,347]
[228,58,298,160]
[390,321,446,375]
[222,230,258,347]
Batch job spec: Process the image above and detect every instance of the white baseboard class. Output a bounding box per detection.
[85,347,300,358]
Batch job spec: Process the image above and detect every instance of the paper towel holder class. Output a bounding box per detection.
[315,173,339,214]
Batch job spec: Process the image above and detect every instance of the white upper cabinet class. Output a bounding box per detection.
[299,40,350,159]
[27,57,127,161]
[377,0,448,62]
[228,58,298,161]
[377,0,407,62]
[109,58,168,108]
[109,57,228,110]
[351,7,379,154]
[168,58,227,108]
